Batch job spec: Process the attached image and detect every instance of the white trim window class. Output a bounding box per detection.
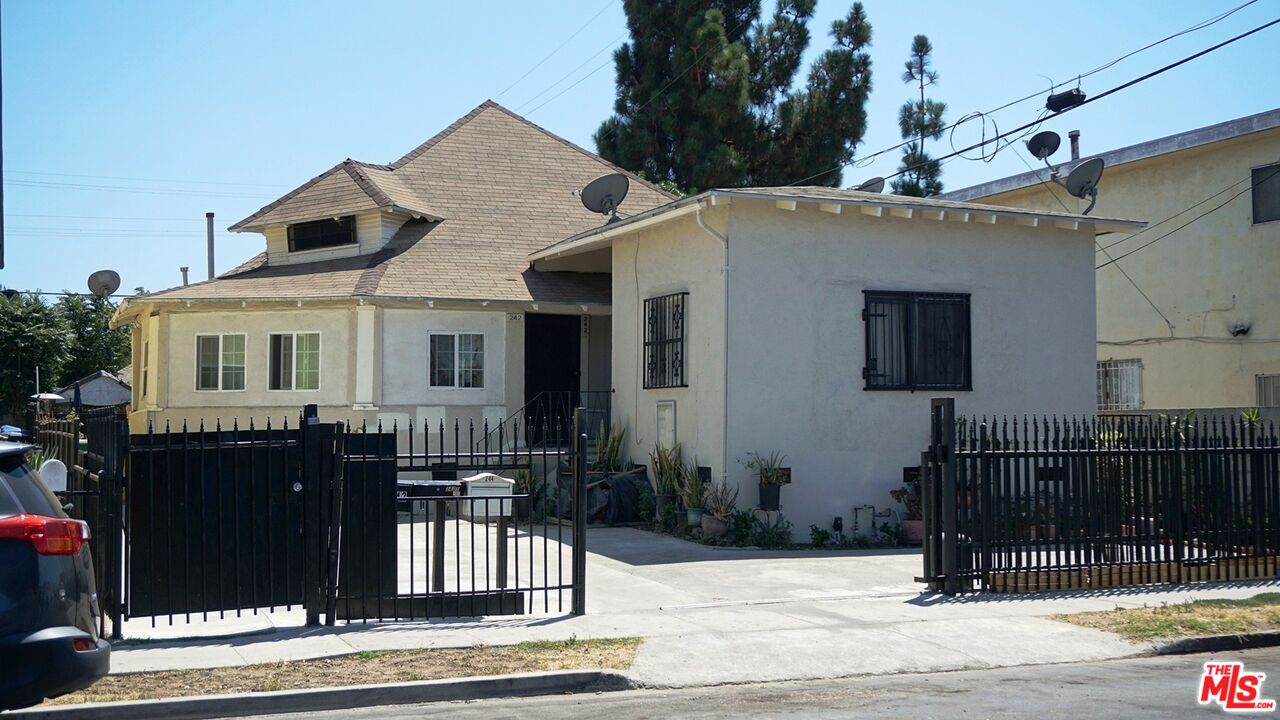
[1258,374,1280,407]
[195,334,246,391]
[429,332,484,389]
[269,332,321,391]
[1097,359,1142,411]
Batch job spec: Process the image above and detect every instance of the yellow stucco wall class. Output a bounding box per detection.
[971,128,1280,409]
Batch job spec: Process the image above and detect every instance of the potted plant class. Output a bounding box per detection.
[890,477,924,545]
[702,476,738,537]
[512,469,540,521]
[677,456,707,528]
[649,443,682,522]
[744,451,788,511]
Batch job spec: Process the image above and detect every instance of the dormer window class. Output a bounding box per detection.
[287,216,356,252]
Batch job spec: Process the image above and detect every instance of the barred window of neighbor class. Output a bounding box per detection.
[1097,359,1142,411]
[1258,374,1280,407]
[644,292,688,389]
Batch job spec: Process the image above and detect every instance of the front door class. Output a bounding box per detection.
[524,314,581,442]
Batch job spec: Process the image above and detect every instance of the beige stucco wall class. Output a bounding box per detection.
[972,129,1280,408]
[612,208,728,482]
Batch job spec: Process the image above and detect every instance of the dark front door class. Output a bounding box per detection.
[524,314,581,442]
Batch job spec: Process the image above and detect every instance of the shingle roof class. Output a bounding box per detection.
[162,101,673,304]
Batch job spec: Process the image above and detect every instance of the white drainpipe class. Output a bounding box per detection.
[695,201,731,485]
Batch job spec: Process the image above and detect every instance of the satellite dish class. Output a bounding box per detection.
[854,176,885,193]
[87,270,121,298]
[39,459,68,493]
[1026,131,1061,161]
[579,173,630,222]
[1065,158,1105,214]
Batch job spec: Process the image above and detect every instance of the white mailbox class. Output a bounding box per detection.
[461,473,514,521]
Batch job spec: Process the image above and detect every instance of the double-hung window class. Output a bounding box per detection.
[863,291,971,390]
[195,334,246,391]
[429,332,485,388]
[644,292,688,389]
[269,332,321,391]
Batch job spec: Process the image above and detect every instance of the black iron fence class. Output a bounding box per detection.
[34,404,591,637]
[921,398,1280,594]
[337,410,589,621]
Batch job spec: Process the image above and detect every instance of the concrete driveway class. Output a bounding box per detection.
[582,527,922,612]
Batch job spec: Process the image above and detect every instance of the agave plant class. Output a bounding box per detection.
[705,477,739,521]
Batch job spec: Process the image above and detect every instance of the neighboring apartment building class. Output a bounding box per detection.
[946,109,1280,411]
[112,101,673,434]
[529,187,1140,531]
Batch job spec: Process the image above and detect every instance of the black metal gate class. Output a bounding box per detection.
[326,409,589,621]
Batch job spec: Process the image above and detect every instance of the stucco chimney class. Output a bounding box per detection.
[1068,130,1081,161]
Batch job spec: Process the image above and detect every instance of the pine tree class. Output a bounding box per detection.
[594,1,873,192]
[891,34,946,197]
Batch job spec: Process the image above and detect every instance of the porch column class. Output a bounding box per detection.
[353,304,378,409]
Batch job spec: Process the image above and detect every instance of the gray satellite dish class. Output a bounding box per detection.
[1026,131,1061,160]
[854,176,886,193]
[1065,158,1105,215]
[579,173,630,223]
[87,269,121,298]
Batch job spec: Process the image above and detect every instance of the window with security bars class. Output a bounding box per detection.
[862,291,970,390]
[1097,359,1142,411]
[644,292,688,389]
[1258,374,1280,407]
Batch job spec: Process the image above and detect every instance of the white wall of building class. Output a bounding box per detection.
[722,201,1097,535]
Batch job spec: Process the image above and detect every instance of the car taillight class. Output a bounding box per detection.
[0,514,89,555]
[72,638,96,652]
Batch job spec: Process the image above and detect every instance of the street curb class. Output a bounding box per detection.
[1153,630,1280,656]
[12,670,632,720]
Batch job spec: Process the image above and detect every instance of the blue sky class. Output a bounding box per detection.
[1,0,1273,296]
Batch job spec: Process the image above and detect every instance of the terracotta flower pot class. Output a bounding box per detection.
[901,519,924,545]
[702,513,728,537]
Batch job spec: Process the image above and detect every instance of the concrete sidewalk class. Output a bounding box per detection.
[109,528,1280,687]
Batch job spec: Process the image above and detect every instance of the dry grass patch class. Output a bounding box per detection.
[47,637,640,707]
[1053,592,1280,642]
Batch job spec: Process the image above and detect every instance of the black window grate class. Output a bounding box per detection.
[644,292,688,389]
[863,290,970,391]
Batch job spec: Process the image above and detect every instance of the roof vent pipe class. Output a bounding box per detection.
[206,212,215,280]
[180,266,189,286]
[1068,130,1081,161]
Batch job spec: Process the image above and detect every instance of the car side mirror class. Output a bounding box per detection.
[40,459,68,493]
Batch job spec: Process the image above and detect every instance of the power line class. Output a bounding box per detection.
[867,16,1280,190]
[523,57,616,116]
[1094,168,1265,253]
[788,2,1271,186]
[514,32,627,112]
[496,0,617,99]
[6,170,288,188]
[4,213,224,222]
[1095,165,1278,270]
[4,179,274,199]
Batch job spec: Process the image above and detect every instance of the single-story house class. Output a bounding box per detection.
[54,370,131,408]
[112,101,673,434]
[529,187,1143,532]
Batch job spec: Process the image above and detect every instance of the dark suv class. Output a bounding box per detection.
[0,442,110,710]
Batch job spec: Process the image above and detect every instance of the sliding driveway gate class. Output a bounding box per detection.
[36,405,590,637]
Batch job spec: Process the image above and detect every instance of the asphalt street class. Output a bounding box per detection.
[229,647,1280,719]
